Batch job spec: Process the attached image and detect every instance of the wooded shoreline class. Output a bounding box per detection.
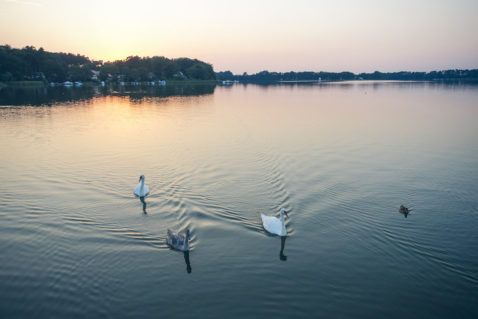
[1,45,477,86]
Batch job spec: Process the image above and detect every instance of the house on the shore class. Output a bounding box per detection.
[30,72,45,80]
[91,70,100,81]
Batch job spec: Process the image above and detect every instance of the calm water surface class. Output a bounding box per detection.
[1,82,477,318]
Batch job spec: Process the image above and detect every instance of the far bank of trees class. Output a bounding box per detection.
[0,45,96,82]
[0,45,216,83]
[2,45,477,85]
[100,56,215,82]
[216,69,478,83]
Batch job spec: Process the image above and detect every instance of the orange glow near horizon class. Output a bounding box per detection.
[1,0,477,73]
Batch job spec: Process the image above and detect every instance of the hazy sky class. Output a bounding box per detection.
[1,0,477,73]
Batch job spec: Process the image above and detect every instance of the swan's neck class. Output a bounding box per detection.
[140,179,144,191]
[184,233,189,250]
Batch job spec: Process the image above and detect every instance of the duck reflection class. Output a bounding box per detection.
[140,196,147,214]
[183,251,192,274]
[280,236,287,261]
[398,205,411,218]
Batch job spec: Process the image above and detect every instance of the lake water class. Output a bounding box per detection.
[1,82,477,318]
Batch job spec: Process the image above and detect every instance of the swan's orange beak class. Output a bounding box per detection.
[285,212,289,218]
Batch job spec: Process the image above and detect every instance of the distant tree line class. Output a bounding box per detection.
[100,56,215,82]
[216,69,478,83]
[2,45,477,84]
[0,45,97,82]
[0,45,216,83]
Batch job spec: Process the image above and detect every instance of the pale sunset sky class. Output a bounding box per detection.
[1,0,477,73]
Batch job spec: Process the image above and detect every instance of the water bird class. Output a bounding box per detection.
[134,175,150,197]
[261,208,289,236]
[167,229,190,252]
[398,205,411,218]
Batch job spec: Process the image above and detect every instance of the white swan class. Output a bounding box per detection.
[261,208,289,236]
[134,175,150,197]
[167,229,190,251]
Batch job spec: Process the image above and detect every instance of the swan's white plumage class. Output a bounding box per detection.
[261,208,288,236]
[134,175,150,197]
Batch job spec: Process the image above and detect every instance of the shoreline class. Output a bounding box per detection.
[1,78,477,90]
[0,79,219,89]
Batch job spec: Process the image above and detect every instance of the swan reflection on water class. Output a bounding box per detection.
[140,196,147,214]
[183,251,192,274]
[280,236,287,261]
